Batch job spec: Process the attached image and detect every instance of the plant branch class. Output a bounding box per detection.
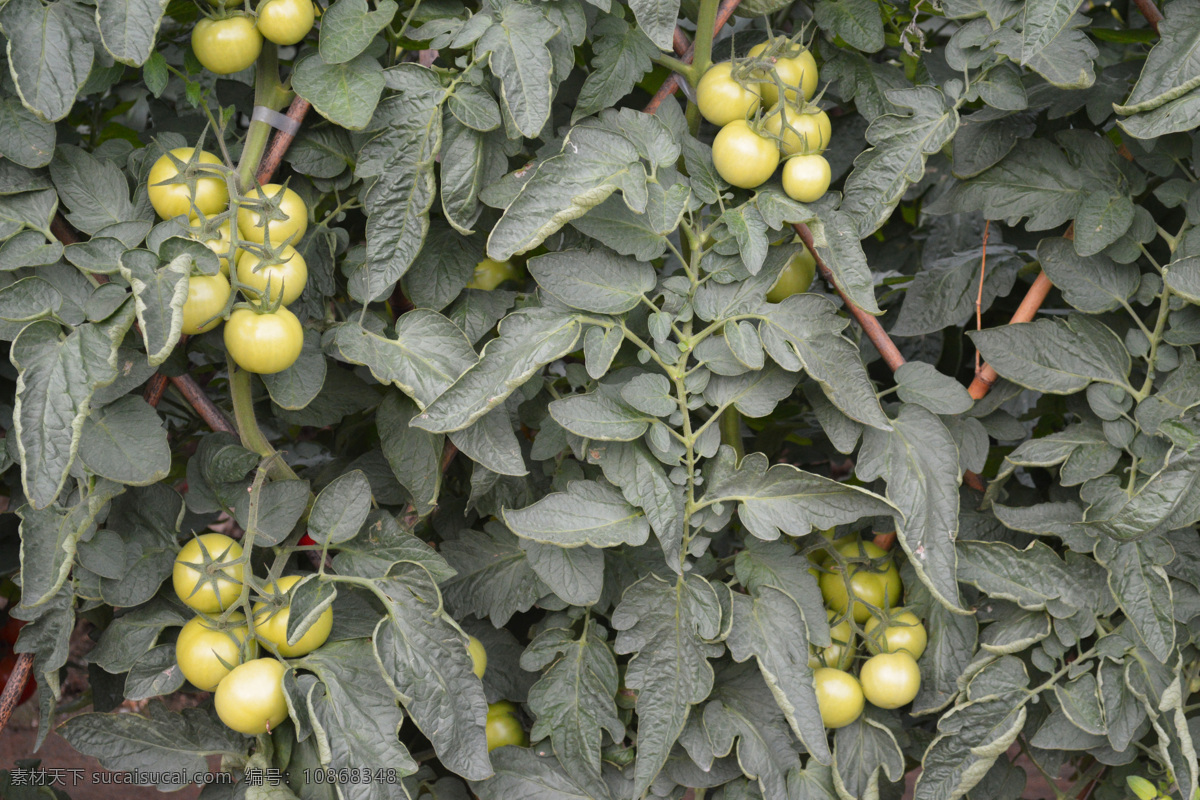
[642,0,744,114]
[229,362,299,480]
[967,271,1053,400]
[0,651,33,735]
[256,97,312,185]
[1132,0,1163,33]
[171,375,237,433]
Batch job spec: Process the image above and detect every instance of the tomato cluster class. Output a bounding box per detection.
[191,0,315,76]
[807,535,927,728]
[698,37,832,203]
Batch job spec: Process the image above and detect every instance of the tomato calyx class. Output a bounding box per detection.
[149,143,231,216]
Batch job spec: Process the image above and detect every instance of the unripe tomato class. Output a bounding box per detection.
[253,575,332,657]
[819,541,902,623]
[224,306,304,374]
[749,42,818,105]
[148,148,229,221]
[189,220,235,275]
[173,533,245,614]
[767,244,816,303]
[181,274,231,335]
[1126,776,1161,800]
[255,0,314,44]
[864,611,927,659]
[859,652,920,709]
[236,245,307,306]
[0,649,35,706]
[813,667,863,729]
[214,658,289,735]
[697,62,761,126]
[712,120,779,189]
[466,258,522,290]
[782,154,831,203]
[763,105,830,155]
[485,702,528,751]
[468,635,487,679]
[809,609,855,670]
[175,613,256,691]
[237,184,308,247]
[192,16,262,75]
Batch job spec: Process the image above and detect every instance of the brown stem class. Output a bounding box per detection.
[50,215,79,245]
[170,375,237,434]
[792,222,907,372]
[967,272,1054,400]
[1132,0,1163,33]
[0,652,33,735]
[143,373,170,406]
[642,0,744,114]
[254,97,312,185]
[673,27,692,56]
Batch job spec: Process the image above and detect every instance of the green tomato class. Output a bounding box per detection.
[864,611,927,659]
[468,635,487,679]
[189,220,235,275]
[748,41,818,105]
[256,0,314,45]
[697,62,761,126]
[237,183,308,247]
[859,652,920,709]
[175,613,256,691]
[181,274,231,335]
[767,244,816,303]
[224,306,304,375]
[813,667,863,729]
[192,16,262,75]
[486,702,528,751]
[173,533,244,614]
[818,540,902,623]
[782,154,831,203]
[253,575,332,657]
[214,658,289,735]
[236,245,307,306]
[467,258,522,290]
[763,104,831,156]
[809,609,856,670]
[712,120,780,189]
[148,148,229,221]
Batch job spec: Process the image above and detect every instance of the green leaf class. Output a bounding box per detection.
[476,4,557,137]
[0,189,58,240]
[521,539,603,606]
[1097,541,1176,662]
[1054,673,1105,736]
[806,207,882,316]
[308,470,372,544]
[117,249,189,367]
[293,51,385,130]
[611,573,723,796]
[0,276,61,321]
[703,367,799,419]
[528,247,656,314]
[858,404,963,610]
[78,396,170,486]
[328,312,477,409]
[1004,0,1097,88]
[13,306,136,508]
[726,587,830,764]
[319,0,398,63]
[503,479,651,548]
[589,440,686,568]
[50,145,135,236]
[1073,192,1135,257]
[87,600,187,674]
[377,394,444,516]
[627,0,678,51]
[372,565,491,780]
[441,523,548,626]
[1038,237,1139,312]
[573,16,657,122]
[702,447,896,541]
[832,714,905,800]
[0,95,56,168]
[969,315,1132,395]
[60,706,243,789]
[233,480,312,546]
[262,329,326,411]
[894,362,973,415]
[471,747,611,800]
[0,0,93,122]
[549,385,652,442]
[448,405,527,476]
[760,295,891,430]
[440,118,507,236]
[813,0,884,52]
[840,87,958,237]
[913,599,979,714]
[124,644,185,700]
[330,509,453,582]
[521,620,623,790]
[955,540,1108,616]
[448,84,502,132]
[96,0,168,65]
[1114,1,1200,115]
[487,125,647,261]
[414,309,582,433]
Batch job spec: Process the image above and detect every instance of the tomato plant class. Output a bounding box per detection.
[2,0,1199,798]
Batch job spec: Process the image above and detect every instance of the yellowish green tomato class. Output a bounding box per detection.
[253,575,332,657]
[236,245,307,306]
[782,154,831,203]
[147,148,229,221]
[214,658,289,735]
[468,635,487,679]
[237,184,308,246]
[864,611,927,659]
[181,274,231,335]
[767,244,816,303]
[697,62,761,126]
[763,104,831,156]
[819,540,902,623]
[813,667,864,729]
[191,15,262,75]
[859,652,920,709]
[712,120,780,189]
[486,702,528,751]
[255,0,314,45]
[173,533,244,614]
[189,220,235,275]
[749,42,818,105]
[809,609,856,670]
[224,306,304,375]
[175,613,257,691]
[467,258,522,290]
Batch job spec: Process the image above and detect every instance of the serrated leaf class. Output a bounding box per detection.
[471,747,612,799]
[0,95,55,168]
[1004,0,1097,88]
[293,51,385,130]
[0,0,93,122]
[319,0,398,63]
[448,404,527,476]
[574,16,657,122]
[1114,1,1200,115]
[96,0,168,66]
[117,249,189,367]
[78,396,170,486]
[969,315,1132,395]
[476,4,557,137]
[627,0,678,50]
[504,479,650,548]
[913,695,1027,800]
[1097,540,1176,662]
[1038,237,1139,313]
[894,362,973,415]
[441,524,547,626]
[589,439,685,569]
[528,247,656,314]
[308,470,372,544]
[832,715,905,800]
[814,0,884,52]
[956,540,1107,616]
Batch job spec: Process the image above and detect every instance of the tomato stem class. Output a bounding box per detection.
[228,362,299,481]
[687,0,721,134]
[718,407,743,461]
[236,43,293,191]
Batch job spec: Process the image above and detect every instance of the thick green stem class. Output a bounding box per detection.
[236,44,292,191]
[653,52,695,78]
[719,407,744,460]
[687,0,722,135]
[229,362,299,481]
[1136,287,1172,400]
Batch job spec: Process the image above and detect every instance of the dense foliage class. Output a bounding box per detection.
[0,0,1199,798]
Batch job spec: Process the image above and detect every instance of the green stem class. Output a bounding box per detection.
[1136,288,1172,400]
[236,44,292,191]
[653,52,695,78]
[229,362,300,481]
[719,407,744,460]
[687,0,722,136]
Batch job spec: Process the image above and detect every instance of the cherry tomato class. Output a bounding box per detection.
[175,613,256,691]
[0,649,35,706]
[819,541,902,623]
[192,15,262,75]
[468,635,487,679]
[237,184,308,247]
[749,42,818,105]
[813,667,863,729]
[712,120,779,190]
[148,148,229,221]
[864,611,927,660]
[298,534,317,547]
[763,104,830,155]
[253,575,332,658]
[767,244,816,303]
[466,258,522,290]
[236,245,307,306]
[182,274,232,335]
[224,306,304,374]
[173,533,245,614]
[860,652,920,709]
[782,154,831,203]
[697,62,761,126]
[486,702,528,751]
[190,220,235,275]
[256,0,314,45]
[0,615,25,647]
[809,609,856,670]
[214,658,289,735]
